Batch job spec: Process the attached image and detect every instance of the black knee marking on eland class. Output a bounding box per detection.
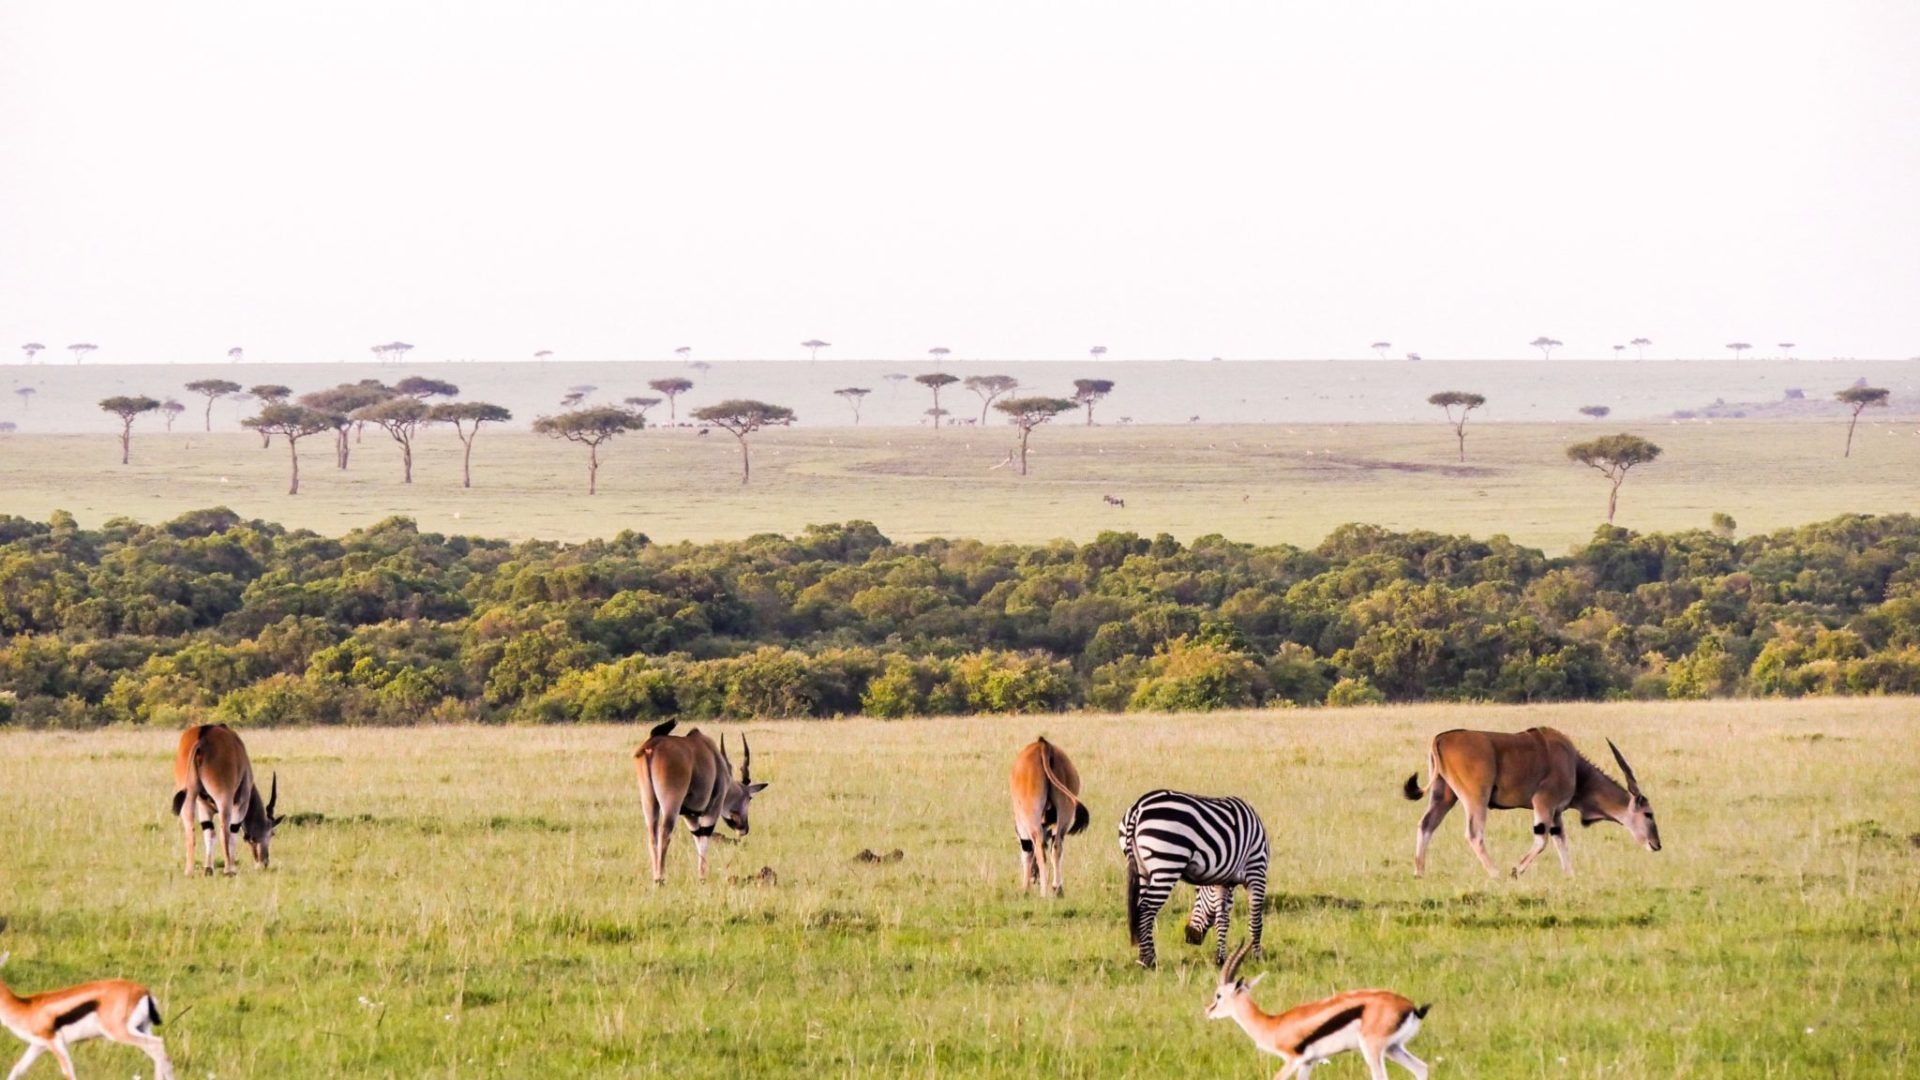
[1018,837,1034,853]
[691,825,715,838]
[199,821,214,832]
[1532,822,1548,835]
[1549,824,1563,836]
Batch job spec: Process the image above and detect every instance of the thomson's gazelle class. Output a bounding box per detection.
[0,953,173,1080]
[1205,940,1430,1079]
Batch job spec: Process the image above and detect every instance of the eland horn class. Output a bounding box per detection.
[1606,739,1642,796]
[267,771,279,819]
[742,735,752,784]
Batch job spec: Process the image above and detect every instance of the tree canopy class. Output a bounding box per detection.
[692,399,796,483]
[1567,434,1663,523]
[533,406,643,494]
[994,395,1077,475]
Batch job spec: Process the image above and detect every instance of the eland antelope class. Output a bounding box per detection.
[1403,726,1660,878]
[1009,737,1089,895]
[170,723,279,877]
[1206,940,1430,1080]
[634,720,767,884]
[0,953,173,1080]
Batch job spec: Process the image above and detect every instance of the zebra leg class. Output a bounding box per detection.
[1247,869,1267,958]
[1134,870,1177,969]
[1185,885,1217,945]
[1214,885,1234,967]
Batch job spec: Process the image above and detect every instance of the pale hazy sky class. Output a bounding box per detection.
[3,1,1916,364]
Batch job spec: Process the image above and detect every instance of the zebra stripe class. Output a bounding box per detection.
[1118,789,1270,969]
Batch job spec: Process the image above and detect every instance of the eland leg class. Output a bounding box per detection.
[1463,801,1500,878]
[1549,810,1573,875]
[1512,796,1556,877]
[1414,782,1455,877]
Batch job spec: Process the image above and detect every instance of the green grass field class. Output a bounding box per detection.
[1,700,1914,1077]
[2,418,1915,552]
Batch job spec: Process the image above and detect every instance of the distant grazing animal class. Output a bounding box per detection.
[170,723,279,876]
[1206,939,1430,1079]
[1118,790,1270,969]
[1403,727,1659,878]
[0,953,173,1080]
[1101,494,1125,508]
[634,720,767,884]
[1009,737,1089,895]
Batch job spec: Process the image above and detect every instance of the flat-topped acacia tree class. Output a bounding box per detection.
[99,395,160,464]
[1371,341,1392,358]
[184,378,242,431]
[964,374,1019,424]
[692,399,794,484]
[353,397,436,483]
[1835,385,1890,458]
[429,401,512,488]
[994,396,1077,475]
[1579,405,1611,420]
[248,384,293,447]
[915,373,958,431]
[623,396,663,424]
[533,406,643,494]
[160,398,185,431]
[394,376,459,401]
[1426,391,1486,462]
[1530,336,1562,360]
[1630,337,1651,359]
[301,382,393,468]
[801,339,830,361]
[1072,378,1115,425]
[1567,433,1662,523]
[834,387,871,423]
[649,377,693,422]
[244,405,339,494]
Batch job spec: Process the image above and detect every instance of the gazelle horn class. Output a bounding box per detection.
[1221,937,1253,983]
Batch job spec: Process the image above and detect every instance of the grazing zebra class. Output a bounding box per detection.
[1118,789,1270,969]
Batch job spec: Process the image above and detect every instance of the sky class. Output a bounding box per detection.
[2,1,1917,364]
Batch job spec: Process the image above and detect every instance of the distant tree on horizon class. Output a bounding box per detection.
[1726,342,1752,361]
[1072,378,1115,425]
[1530,336,1562,360]
[395,376,459,401]
[430,401,513,488]
[801,339,831,361]
[964,374,1019,424]
[533,406,644,494]
[244,404,338,494]
[228,347,244,363]
[1371,341,1391,358]
[160,398,185,431]
[994,396,1077,475]
[1835,385,1890,458]
[15,387,34,410]
[1612,344,1625,359]
[834,387,871,424]
[248,384,293,447]
[184,378,243,432]
[99,395,161,465]
[1567,433,1662,523]
[1631,337,1652,360]
[623,396,663,423]
[1089,345,1108,362]
[929,346,951,365]
[649,377,694,421]
[1777,342,1796,359]
[675,346,692,364]
[372,341,414,365]
[353,397,436,483]
[68,343,98,364]
[1427,391,1486,462]
[915,373,959,431]
[693,399,795,484]
[20,343,43,364]
[534,349,553,362]
[1579,405,1611,420]
[301,382,393,469]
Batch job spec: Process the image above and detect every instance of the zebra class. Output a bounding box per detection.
[1118,789,1270,969]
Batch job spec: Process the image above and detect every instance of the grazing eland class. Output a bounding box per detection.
[1009,737,1089,895]
[1403,727,1660,877]
[1205,939,1431,1079]
[0,952,173,1080]
[170,723,279,876]
[633,720,767,884]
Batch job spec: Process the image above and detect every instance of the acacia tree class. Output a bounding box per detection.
[649,377,694,421]
[1427,391,1486,462]
[801,339,830,361]
[353,397,436,483]
[925,406,947,426]
[1630,337,1651,359]
[916,373,959,431]
[1612,344,1625,359]
[1835,385,1889,458]
[534,349,553,362]
[692,399,795,484]
[248,384,293,447]
[243,404,338,494]
[1530,336,1562,360]
[1567,433,1662,523]
[533,406,643,493]
[1579,405,1611,420]
[68,343,97,364]
[675,346,692,363]
[964,374,1019,424]
[834,387,871,423]
[1725,342,1752,361]
[301,382,392,468]
[929,346,951,365]
[394,376,459,401]
[1089,345,1108,360]
[623,396,663,423]
[429,401,512,488]
[1072,378,1115,425]
[1778,342,1796,359]
[15,387,34,410]
[185,378,243,431]
[994,396,1076,475]
[228,346,244,363]
[160,398,185,431]
[98,395,161,464]
[21,343,44,364]
[1371,341,1391,358]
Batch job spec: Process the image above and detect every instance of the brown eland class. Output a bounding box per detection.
[170,723,280,876]
[0,952,174,1080]
[1403,727,1659,878]
[1008,737,1089,895]
[633,720,767,884]
[1205,939,1431,1079]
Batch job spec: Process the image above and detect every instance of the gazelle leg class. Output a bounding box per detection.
[1512,798,1554,877]
[1549,810,1573,875]
[1362,1038,1391,1079]
[1463,801,1500,877]
[1273,1059,1302,1080]
[1388,1044,1429,1079]
[7,1043,46,1080]
[1414,783,1455,877]
[120,1031,174,1080]
[47,1038,76,1080]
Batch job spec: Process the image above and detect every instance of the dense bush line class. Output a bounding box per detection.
[1,508,1917,727]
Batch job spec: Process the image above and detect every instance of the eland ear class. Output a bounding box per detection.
[747,782,769,795]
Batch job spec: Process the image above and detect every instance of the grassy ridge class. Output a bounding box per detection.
[0,419,1915,551]
[1,700,1914,1076]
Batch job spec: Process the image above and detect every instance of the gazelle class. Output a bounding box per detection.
[1206,940,1430,1080]
[1403,726,1659,878]
[0,953,173,1080]
[634,719,767,884]
[1009,737,1089,895]
[170,723,280,876]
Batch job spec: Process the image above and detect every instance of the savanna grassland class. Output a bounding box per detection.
[2,701,1915,1078]
[1,416,1915,552]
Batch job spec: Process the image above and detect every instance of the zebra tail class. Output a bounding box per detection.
[1125,857,1141,947]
